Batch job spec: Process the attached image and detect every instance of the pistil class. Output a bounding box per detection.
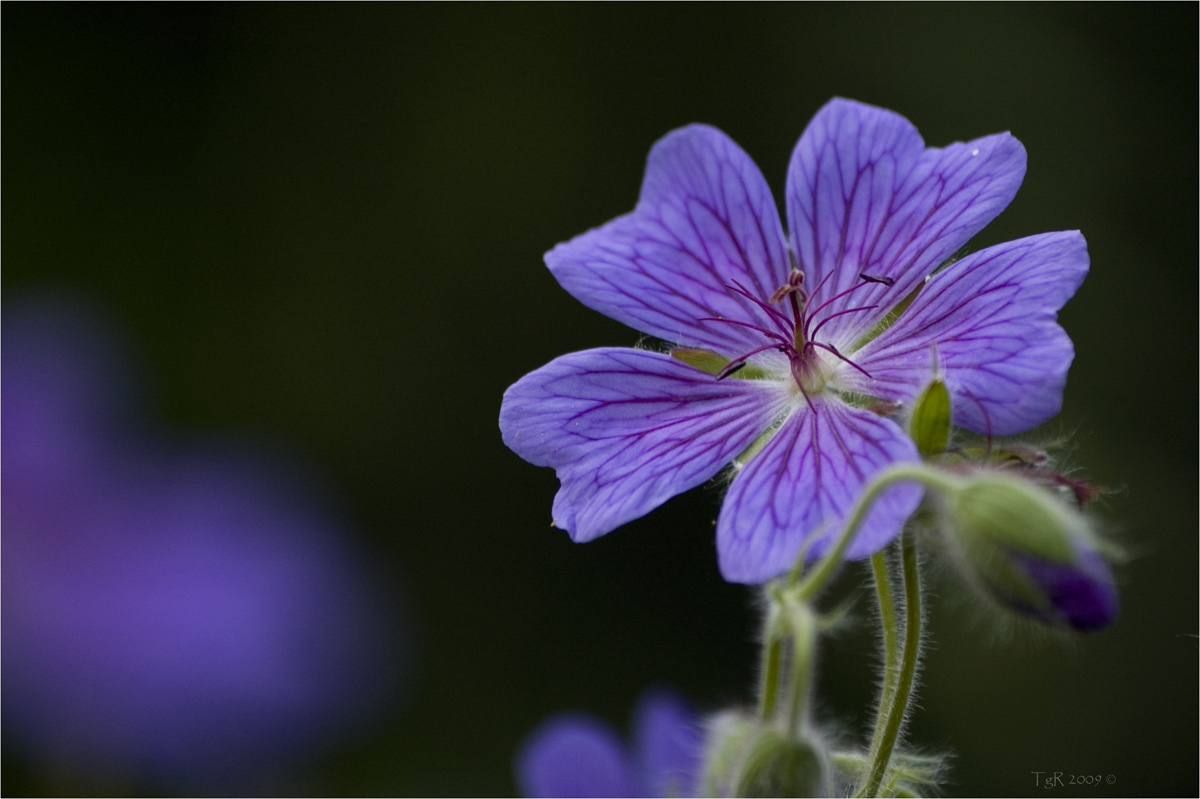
[704,269,887,397]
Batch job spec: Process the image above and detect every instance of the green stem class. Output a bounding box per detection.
[784,602,817,740]
[858,531,923,798]
[758,606,784,721]
[863,547,901,768]
[794,464,957,602]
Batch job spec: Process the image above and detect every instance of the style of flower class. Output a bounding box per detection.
[2,295,402,788]
[516,688,701,798]
[500,98,1089,584]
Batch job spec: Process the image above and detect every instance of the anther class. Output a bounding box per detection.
[858,272,895,287]
[769,268,806,304]
[715,361,747,380]
[714,342,791,380]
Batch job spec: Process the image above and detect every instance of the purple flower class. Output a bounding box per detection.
[2,296,402,788]
[516,689,702,798]
[946,473,1118,631]
[1007,543,1119,631]
[501,98,1088,583]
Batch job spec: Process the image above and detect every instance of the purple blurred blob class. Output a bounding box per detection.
[516,688,702,798]
[2,295,403,787]
[1008,545,1119,632]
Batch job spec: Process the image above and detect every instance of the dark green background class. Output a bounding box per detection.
[4,4,1196,797]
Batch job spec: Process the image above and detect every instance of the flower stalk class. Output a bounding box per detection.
[857,530,924,798]
[864,548,900,766]
[795,463,957,601]
[758,603,785,722]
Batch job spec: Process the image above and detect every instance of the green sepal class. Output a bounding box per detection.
[700,710,758,798]
[670,347,771,379]
[733,729,828,798]
[958,532,1054,614]
[670,347,729,375]
[945,443,1050,468]
[908,378,951,458]
[953,477,1078,564]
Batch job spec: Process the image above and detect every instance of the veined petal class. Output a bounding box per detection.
[516,715,639,798]
[786,98,1026,348]
[500,348,787,542]
[847,232,1089,435]
[716,398,922,584]
[633,689,701,799]
[547,126,793,354]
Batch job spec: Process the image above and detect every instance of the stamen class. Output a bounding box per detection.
[707,270,876,397]
[806,267,840,307]
[714,342,788,380]
[727,281,795,340]
[803,272,894,343]
[768,268,806,303]
[804,281,874,340]
[809,341,872,379]
[698,316,792,348]
[716,362,747,379]
[808,304,879,342]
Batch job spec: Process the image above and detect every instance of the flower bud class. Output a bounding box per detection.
[700,709,758,797]
[908,376,951,458]
[947,475,1118,631]
[702,710,831,798]
[733,727,829,798]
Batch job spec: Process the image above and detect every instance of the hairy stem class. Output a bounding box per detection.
[784,602,817,740]
[858,531,923,797]
[863,547,901,768]
[794,463,956,602]
[758,609,784,721]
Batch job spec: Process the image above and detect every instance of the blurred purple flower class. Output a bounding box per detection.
[2,296,403,788]
[947,472,1119,632]
[516,689,701,798]
[501,98,1088,583]
[1007,543,1119,631]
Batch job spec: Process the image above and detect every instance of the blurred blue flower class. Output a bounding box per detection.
[516,688,702,798]
[1,295,403,789]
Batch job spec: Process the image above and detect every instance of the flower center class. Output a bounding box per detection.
[704,269,884,406]
[790,347,833,395]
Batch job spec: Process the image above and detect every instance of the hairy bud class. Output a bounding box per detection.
[946,474,1118,631]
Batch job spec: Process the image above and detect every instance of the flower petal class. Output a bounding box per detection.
[501,348,787,543]
[547,126,793,354]
[1010,545,1119,632]
[848,232,1089,435]
[786,98,1026,348]
[716,398,922,584]
[632,688,701,798]
[516,714,639,798]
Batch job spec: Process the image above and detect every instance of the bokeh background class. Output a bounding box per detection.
[3,4,1196,797]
